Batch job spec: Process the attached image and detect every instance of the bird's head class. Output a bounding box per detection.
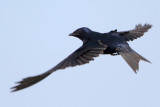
[69,27,92,41]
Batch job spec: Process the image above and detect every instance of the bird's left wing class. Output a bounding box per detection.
[11,41,107,92]
[110,24,152,41]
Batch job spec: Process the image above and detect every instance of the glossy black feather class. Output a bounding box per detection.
[11,24,152,92]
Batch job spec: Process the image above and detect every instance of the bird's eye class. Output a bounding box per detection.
[75,30,81,35]
[77,30,81,33]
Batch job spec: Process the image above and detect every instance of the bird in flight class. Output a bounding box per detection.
[11,24,152,92]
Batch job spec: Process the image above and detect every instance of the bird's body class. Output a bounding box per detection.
[98,32,126,55]
[11,24,152,92]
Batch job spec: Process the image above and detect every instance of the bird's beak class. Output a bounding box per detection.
[69,33,73,36]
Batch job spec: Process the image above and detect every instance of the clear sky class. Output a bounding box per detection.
[1,0,160,107]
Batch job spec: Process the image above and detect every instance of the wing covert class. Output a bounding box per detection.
[51,46,106,72]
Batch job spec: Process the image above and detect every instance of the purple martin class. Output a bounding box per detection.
[11,24,152,92]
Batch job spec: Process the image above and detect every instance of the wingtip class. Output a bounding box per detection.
[10,82,21,92]
[136,23,152,29]
[10,86,18,92]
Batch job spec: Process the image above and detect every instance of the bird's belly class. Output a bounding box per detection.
[103,47,117,54]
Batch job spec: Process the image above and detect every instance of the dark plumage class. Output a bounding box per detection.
[11,24,152,92]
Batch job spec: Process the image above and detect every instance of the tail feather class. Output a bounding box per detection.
[118,46,151,73]
[121,52,139,72]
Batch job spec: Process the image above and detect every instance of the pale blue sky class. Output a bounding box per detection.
[1,0,160,107]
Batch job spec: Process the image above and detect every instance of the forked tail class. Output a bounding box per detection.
[117,46,151,73]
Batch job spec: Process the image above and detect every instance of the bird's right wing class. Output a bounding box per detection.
[52,46,106,70]
[11,41,107,92]
[117,24,152,41]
